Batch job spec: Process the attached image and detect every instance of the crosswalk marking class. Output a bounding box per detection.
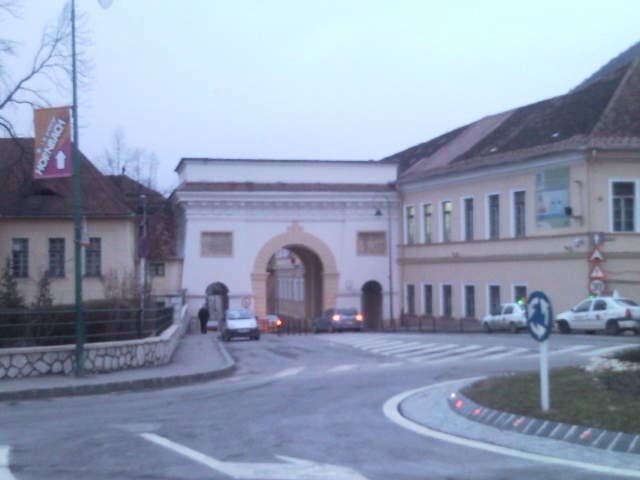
[364,341,413,352]
[485,347,530,360]
[412,344,489,361]
[396,344,458,358]
[1,446,17,480]
[375,343,432,355]
[328,364,358,373]
[272,367,305,379]
[579,344,637,357]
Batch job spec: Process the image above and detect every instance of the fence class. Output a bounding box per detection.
[0,307,174,348]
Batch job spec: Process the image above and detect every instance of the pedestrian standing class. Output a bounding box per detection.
[198,304,210,334]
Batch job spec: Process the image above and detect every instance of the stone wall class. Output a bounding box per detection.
[0,305,189,380]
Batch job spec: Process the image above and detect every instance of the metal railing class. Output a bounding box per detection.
[0,307,174,348]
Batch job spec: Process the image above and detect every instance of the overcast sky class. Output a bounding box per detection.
[3,1,640,191]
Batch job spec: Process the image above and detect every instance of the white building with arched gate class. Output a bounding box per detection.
[173,158,399,329]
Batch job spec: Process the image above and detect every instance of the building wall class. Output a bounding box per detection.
[399,152,640,317]
[0,218,136,305]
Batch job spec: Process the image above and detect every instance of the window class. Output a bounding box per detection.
[441,201,452,242]
[149,262,166,277]
[488,194,500,239]
[463,198,474,241]
[85,238,101,277]
[503,305,514,315]
[201,232,233,257]
[49,238,65,277]
[422,203,433,244]
[11,238,28,278]
[574,300,591,313]
[488,285,501,315]
[405,206,416,244]
[406,284,416,315]
[464,285,475,318]
[442,284,452,317]
[423,284,433,316]
[593,300,607,311]
[514,285,527,304]
[612,181,635,232]
[357,231,386,256]
[513,191,526,237]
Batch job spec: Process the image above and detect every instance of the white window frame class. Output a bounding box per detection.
[512,283,528,304]
[460,196,474,242]
[486,284,501,316]
[462,283,476,318]
[404,204,417,245]
[440,283,453,317]
[405,283,416,316]
[510,189,527,238]
[485,192,500,240]
[609,178,640,233]
[421,282,434,316]
[440,199,453,242]
[421,202,433,244]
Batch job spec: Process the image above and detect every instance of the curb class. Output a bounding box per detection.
[0,339,237,402]
[448,389,640,456]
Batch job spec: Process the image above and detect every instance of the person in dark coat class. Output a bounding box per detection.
[198,304,210,334]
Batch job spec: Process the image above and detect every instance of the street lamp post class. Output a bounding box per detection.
[376,197,395,331]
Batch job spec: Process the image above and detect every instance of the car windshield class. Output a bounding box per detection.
[336,309,358,315]
[227,309,254,320]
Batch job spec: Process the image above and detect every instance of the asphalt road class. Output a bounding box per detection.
[1,331,637,480]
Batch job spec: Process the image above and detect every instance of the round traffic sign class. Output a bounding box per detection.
[589,279,605,295]
[526,291,553,342]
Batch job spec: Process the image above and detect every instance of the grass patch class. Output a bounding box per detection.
[614,347,640,364]
[462,367,640,434]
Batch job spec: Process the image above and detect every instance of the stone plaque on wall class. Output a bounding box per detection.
[357,231,386,256]
[201,232,233,257]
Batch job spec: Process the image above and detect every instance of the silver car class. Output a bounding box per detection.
[482,303,527,333]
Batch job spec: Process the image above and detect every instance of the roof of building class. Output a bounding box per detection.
[107,175,178,260]
[177,181,395,193]
[385,55,640,185]
[0,138,133,218]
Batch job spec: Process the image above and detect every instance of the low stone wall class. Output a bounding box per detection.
[0,304,189,380]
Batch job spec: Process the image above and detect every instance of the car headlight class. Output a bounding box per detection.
[356,314,363,321]
[332,314,341,322]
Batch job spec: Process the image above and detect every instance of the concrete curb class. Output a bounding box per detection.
[0,339,236,402]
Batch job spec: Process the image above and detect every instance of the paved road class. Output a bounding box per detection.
[0,332,637,479]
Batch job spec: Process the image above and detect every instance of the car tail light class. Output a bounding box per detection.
[275,319,283,327]
[356,314,363,321]
[332,314,341,322]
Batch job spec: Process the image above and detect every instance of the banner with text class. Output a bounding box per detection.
[33,107,72,179]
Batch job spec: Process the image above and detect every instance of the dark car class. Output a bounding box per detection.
[313,308,364,333]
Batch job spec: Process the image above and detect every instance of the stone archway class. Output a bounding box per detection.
[252,223,339,318]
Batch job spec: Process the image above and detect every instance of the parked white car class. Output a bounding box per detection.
[555,296,640,335]
[482,303,527,333]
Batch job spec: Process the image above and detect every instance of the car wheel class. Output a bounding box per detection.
[557,320,571,334]
[606,320,620,336]
[482,322,492,333]
[509,322,518,334]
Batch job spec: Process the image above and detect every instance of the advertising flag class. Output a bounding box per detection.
[33,107,72,179]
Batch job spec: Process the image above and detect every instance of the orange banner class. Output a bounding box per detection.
[33,107,72,179]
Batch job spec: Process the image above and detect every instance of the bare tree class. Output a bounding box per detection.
[0,1,78,138]
[100,128,158,189]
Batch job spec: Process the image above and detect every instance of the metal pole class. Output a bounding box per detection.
[71,0,85,376]
[540,341,550,412]
[139,194,147,335]
[387,197,395,331]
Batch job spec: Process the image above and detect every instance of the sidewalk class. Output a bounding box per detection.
[392,378,640,475]
[0,332,235,401]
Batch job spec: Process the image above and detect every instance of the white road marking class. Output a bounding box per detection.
[383,380,640,479]
[483,347,530,360]
[362,341,407,352]
[141,433,368,479]
[272,367,305,379]
[580,344,637,357]
[376,343,434,355]
[328,364,358,373]
[397,344,459,358]
[413,344,486,360]
[0,446,17,480]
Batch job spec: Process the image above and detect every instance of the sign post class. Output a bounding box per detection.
[525,291,553,412]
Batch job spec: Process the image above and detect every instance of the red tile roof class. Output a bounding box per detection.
[387,59,640,185]
[0,138,133,218]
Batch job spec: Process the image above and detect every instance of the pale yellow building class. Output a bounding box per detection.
[386,54,640,319]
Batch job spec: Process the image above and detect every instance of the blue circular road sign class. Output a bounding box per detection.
[526,291,553,342]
